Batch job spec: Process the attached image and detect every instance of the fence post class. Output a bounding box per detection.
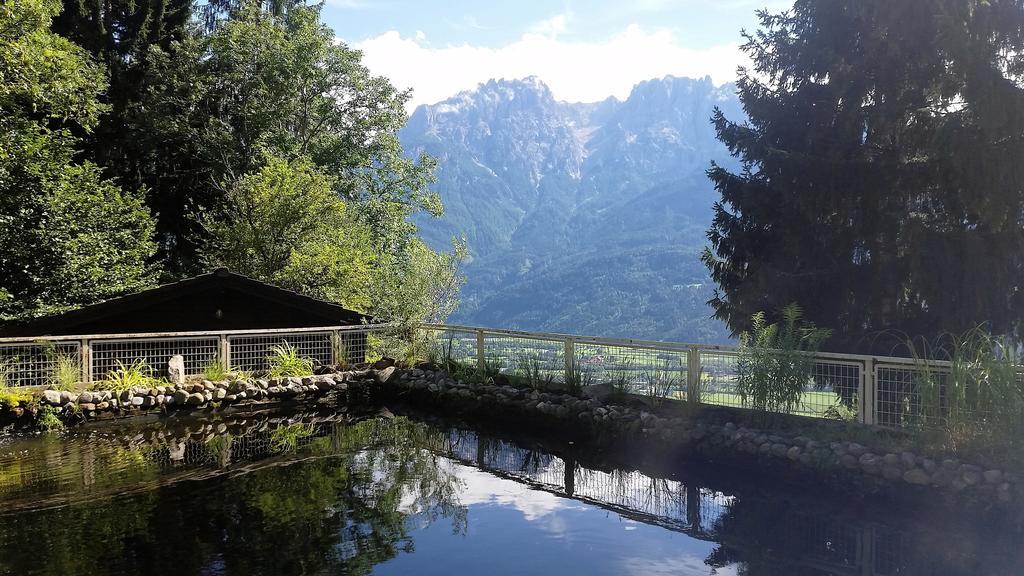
[861,357,876,425]
[331,329,340,366]
[564,337,575,384]
[219,334,231,370]
[476,330,485,372]
[686,347,701,404]
[80,339,91,384]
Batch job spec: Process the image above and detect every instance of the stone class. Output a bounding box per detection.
[882,453,900,467]
[173,389,189,405]
[882,465,904,481]
[786,446,802,460]
[141,396,156,408]
[41,390,62,406]
[186,393,205,406]
[375,366,398,384]
[846,443,866,457]
[77,391,94,404]
[213,389,227,401]
[770,443,789,457]
[984,469,1004,485]
[96,402,109,410]
[962,469,983,486]
[900,452,917,469]
[167,355,186,385]
[80,403,96,412]
[130,396,145,407]
[580,383,617,402]
[840,454,859,469]
[903,468,930,485]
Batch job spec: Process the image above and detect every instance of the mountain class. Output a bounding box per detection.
[400,75,744,343]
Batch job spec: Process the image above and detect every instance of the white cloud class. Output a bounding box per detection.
[529,10,573,39]
[349,24,745,111]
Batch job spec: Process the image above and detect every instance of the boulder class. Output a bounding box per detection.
[374,366,398,384]
[173,389,189,405]
[41,390,62,406]
[580,383,617,402]
[167,355,186,385]
[903,468,930,485]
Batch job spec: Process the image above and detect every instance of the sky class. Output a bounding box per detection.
[322,0,790,111]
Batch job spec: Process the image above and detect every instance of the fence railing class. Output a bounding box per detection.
[0,322,963,431]
[0,325,394,386]
[417,324,967,431]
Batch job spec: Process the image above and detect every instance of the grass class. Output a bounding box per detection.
[48,348,81,391]
[200,356,250,382]
[267,342,315,377]
[515,352,555,391]
[331,334,350,370]
[98,359,166,392]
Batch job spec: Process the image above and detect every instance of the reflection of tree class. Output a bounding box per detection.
[705,495,1024,576]
[0,417,467,576]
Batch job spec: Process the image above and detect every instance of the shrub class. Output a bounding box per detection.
[736,303,831,415]
[267,343,315,377]
[564,355,595,395]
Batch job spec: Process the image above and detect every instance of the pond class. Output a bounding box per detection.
[0,407,1020,576]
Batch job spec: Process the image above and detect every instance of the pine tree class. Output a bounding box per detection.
[704,0,1024,351]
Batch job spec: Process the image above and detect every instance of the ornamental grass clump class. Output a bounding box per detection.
[267,342,315,377]
[903,327,1024,456]
[101,359,165,392]
[736,303,831,415]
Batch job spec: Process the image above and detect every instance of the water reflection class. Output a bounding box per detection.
[0,410,1019,575]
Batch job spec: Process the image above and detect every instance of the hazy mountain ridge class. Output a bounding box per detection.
[401,75,743,342]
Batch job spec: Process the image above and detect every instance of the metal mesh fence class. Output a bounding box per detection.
[0,342,81,387]
[0,323,992,432]
[573,341,688,397]
[483,333,565,384]
[228,332,333,374]
[91,337,219,381]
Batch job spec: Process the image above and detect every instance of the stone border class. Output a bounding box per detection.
[366,366,1021,508]
[0,368,396,430]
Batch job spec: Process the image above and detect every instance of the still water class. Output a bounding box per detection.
[0,408,1020,576]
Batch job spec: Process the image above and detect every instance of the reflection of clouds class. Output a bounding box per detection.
[396,457,582,523]
[453,461,585,522]
[621,555,738,576]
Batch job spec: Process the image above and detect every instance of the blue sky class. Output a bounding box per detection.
[323,0,788,110]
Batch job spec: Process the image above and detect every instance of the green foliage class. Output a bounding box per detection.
[204,155,376,311]
[902,327,1024,454]
[608,366,633,398]
[36,403,65,432]
[330,334,351,370]
[136,2,447,283]
[48,348,81,391]
[270,422,316,453]
[0,361,32,408]
[267,343,315,377]
[703,0,1024,350]
[515,352,555,391]
[0,0,156,319]
[564,355,594,396]
[200,355,249,382]
[736,304,831,415]
[100,359,164,392]
[643,360,681,407]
